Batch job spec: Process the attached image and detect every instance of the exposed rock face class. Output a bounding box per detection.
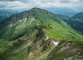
[52,41,59,46]
[47,41,83,60]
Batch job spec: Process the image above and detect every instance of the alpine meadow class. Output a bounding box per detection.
[0,0,83,60]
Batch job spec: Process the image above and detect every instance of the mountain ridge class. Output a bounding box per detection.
[0,7,83,60]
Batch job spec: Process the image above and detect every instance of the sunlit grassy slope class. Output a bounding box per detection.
[0,8,83,60]
[0,8,82,40]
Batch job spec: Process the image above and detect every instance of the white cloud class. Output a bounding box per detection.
[0,1,26,9]
[0,0,83,10]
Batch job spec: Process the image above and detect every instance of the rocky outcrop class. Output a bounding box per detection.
[47,40,83,60]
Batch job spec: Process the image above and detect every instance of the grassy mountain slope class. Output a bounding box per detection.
[0,8,82,40]
[0,8,83,60]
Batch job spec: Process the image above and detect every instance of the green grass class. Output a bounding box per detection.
[0,8,83,60]
[12,48,28,60]
[33,47,52,60]
[44,19,83,40]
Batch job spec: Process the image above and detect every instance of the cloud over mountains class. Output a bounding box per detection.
[0,0,83,11]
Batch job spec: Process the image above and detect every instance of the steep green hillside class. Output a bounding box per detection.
[0,8,82,40]
[0,8,83,60]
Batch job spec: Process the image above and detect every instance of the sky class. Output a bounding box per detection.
[0,0,83,12]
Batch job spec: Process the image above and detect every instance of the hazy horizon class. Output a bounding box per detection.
[0,0,83,12]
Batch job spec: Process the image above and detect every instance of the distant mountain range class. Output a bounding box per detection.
[0,10,18,16]
[0,10,19,22]
[43,7,77,17]
[5,7,77,17]
[0,15,7,22]
[63,12,83,33]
